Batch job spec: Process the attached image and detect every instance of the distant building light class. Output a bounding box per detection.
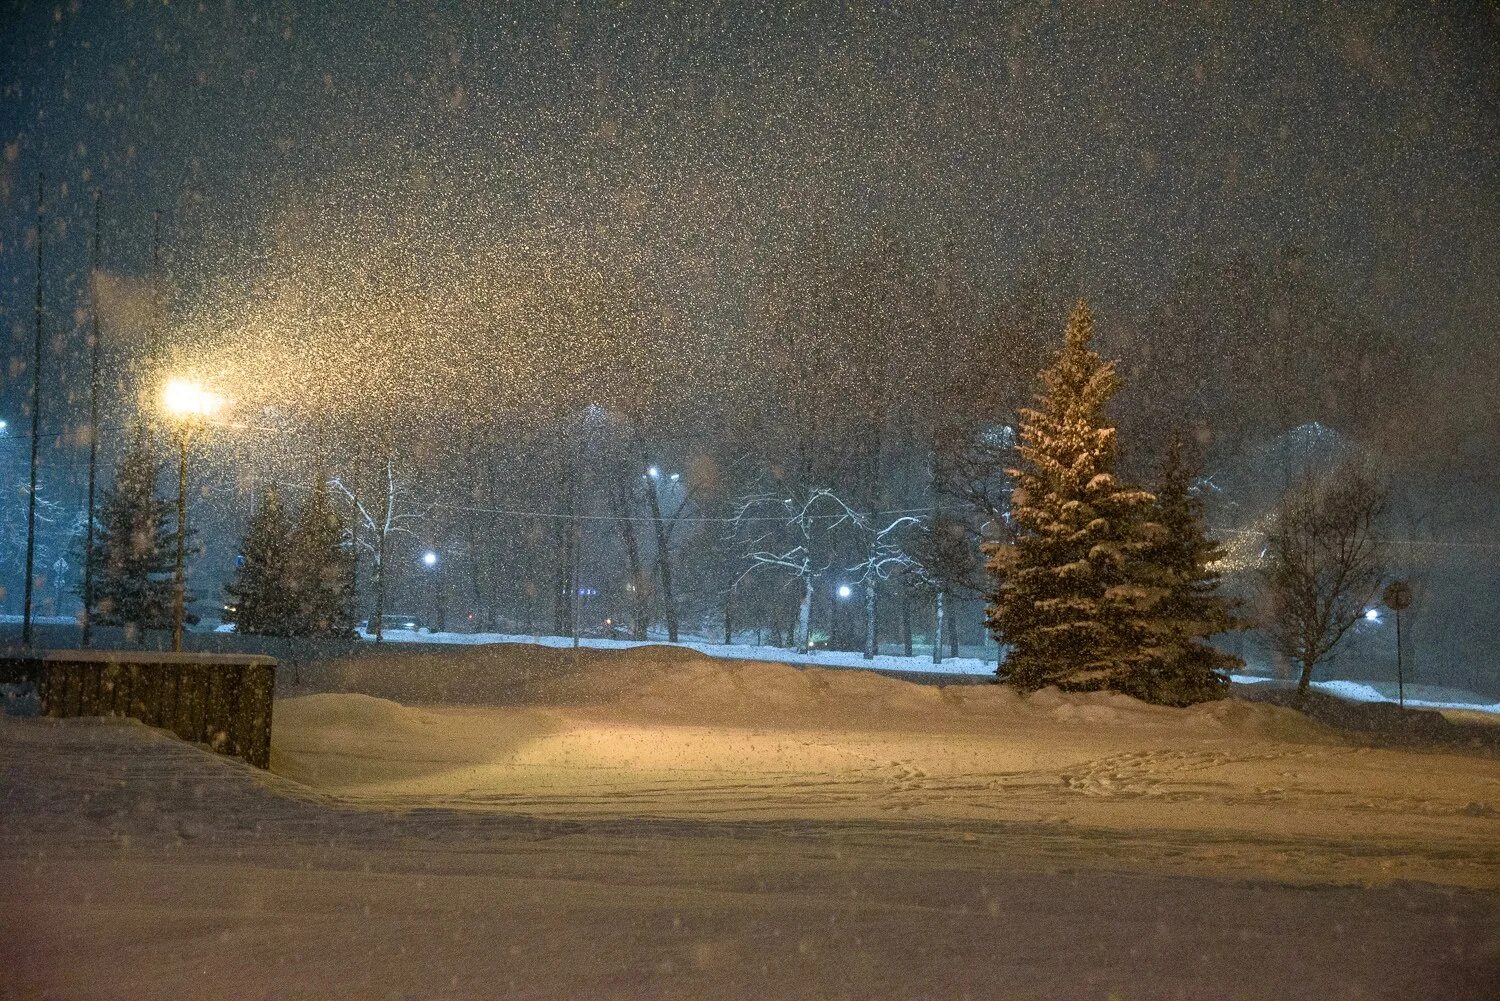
[647,466,660,479]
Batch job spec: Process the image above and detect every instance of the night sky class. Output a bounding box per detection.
[3,3,1497,408]
[0,2,1496,627]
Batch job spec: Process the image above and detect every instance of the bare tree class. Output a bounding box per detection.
[605,462,651,640]
[732,485,925,657]
[329,452,428,643]
[731,487,864,655]
[848,510,923,659]
[903,512,982,664]
[1257,465,1388,698]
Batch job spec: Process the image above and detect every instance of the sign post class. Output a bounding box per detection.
[1382,581,1413,709]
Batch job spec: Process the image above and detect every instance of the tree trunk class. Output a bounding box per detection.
[610,475,649,640]
[1296,662,1313,699]
[372,532,387,644]
[523,578,536,638]
[900,590,913,656]
[722,583,735,645]
[862,581,877,659]
[796,574,814,654]
[932,590,945,664]
[948,599,960,658]
[370,457,392,643]
[552,470,573,636]
[641,459,679,642]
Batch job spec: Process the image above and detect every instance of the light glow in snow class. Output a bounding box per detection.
[161,379,223,420]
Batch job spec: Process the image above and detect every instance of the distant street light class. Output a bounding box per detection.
[837,584,853,600]
[0,419,8,434]
[162,378,223,652]
[422,550,438,567]
[646,466,660,479]
[1363,608,1380,622]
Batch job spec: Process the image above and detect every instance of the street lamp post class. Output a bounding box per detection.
[1383,581,1413,709]
[423,550,444,633]
[161,379,221,652]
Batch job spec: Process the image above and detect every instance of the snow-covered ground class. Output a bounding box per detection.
[1230,673,1500,716]
[5,707,1499,998]
[262,643,1500,891]
[5,644,1500,997]
[354,625,1002,675]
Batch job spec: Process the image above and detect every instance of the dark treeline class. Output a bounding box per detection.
[2,229,1492,695]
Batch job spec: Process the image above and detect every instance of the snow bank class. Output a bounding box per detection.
[354,626,999,675]
[1231,674,1500,717]
[355,627,1500,716]
[262,643,1500,885]
[299,641,1334,742]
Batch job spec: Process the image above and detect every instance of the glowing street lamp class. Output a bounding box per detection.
[163,379,223,420]
[836,584,853,600]
[161,378,223,651]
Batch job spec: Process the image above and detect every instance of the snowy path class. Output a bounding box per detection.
[4,716,1498,1000]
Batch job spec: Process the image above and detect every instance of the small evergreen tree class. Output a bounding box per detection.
[81,429,175,639]
[224,487,296,636]
[288,476,354,637]
[983,301,1155,692]
[1119,437,1240,705]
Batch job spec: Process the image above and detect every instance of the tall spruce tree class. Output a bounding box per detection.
[225,486,296,636]
[1120,437,1240,705]
[81,428,175,639]
[983,301,1156,692]
[288,476,353,637]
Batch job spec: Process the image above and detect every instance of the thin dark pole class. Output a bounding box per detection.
[172,428,189,651]
[151,209,162,371]
[349,471,360,626]
[1395,609,1404,709]
[571,430,583,649]
[82,192,104,647]
[21,175,44,648]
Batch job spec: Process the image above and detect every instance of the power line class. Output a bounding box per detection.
[1214,526,1500,552]
[271,477,932,524]
[8,416,1500,545]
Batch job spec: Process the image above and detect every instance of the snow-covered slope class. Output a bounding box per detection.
[268,644,1500,890]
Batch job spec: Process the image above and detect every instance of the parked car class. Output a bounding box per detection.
[360,614,422,633]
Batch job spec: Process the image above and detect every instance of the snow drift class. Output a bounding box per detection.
[293,641,1335,738]
[256,643,1500,892]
